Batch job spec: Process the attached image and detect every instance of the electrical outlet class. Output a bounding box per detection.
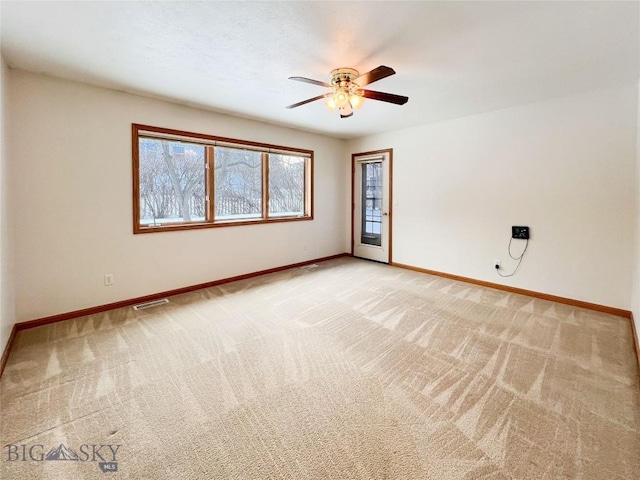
[494,260,501,269]
[104,273,114,286]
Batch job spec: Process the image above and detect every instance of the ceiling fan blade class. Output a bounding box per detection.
[285,94,330,109]
[362,89,409,105]
[288,76,332,88]
[354,66,396,87]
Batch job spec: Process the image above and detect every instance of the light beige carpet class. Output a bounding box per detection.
[1,257,639,479]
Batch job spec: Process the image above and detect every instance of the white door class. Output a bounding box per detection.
[353,151,391,263]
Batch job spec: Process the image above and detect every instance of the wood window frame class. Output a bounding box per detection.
[132,124,314,234]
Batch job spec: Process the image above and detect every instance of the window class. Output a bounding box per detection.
[214,147,262,221]
[268,154,306,217]
[133,124,313,233]
[138,138,206,226]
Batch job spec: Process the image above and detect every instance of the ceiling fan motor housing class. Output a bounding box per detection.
[330,68,363,96]
[330,68,359,86]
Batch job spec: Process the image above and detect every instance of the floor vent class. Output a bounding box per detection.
[300,264,318,270]
[133,298,169,310]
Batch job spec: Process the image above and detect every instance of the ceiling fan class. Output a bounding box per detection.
[285,65,409,118]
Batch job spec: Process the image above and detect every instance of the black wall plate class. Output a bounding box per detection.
[512,226,530,240]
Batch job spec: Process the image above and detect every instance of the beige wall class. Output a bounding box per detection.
[5,68,640,334]
[9,70,349,323]
[348,85,638,310]
[0,56,15,353]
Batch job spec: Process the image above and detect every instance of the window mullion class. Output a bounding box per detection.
[206,146,215,223]
[306,155,312,218]
[304,157,309,216]
[262,152,269,219]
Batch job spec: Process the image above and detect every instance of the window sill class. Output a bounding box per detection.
[134,215,313,234]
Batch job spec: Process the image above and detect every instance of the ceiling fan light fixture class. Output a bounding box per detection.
[324,96,337,110]
[350,94,364,109]
[333,90,350,108]
[339,103,353,118]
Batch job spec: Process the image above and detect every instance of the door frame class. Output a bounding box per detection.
[351,148,393,264]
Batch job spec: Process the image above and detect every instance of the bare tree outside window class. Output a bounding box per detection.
[269,154,305,217]
[139,138,205,224]
[214,147,262,220]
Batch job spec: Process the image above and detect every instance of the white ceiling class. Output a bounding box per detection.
[1,1,638,139]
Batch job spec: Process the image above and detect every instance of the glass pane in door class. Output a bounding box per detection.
[361,162,382,246]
